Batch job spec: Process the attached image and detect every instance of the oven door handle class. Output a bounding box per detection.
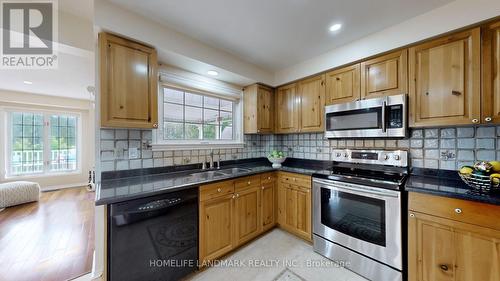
[313,179,399,198]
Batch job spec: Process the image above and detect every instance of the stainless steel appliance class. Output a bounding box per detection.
[312,149,408,281]
[324,94,407,138]
[109,188,198,281]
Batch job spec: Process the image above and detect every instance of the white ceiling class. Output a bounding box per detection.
[109,0,453,72]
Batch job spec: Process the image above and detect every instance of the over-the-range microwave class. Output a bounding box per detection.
[324,94,408,138]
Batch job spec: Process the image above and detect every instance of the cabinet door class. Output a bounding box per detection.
[234,186,261,245]
[409,212,456,281]
[409,28,481,127]
[257,86,274,133]
[325,64,361,105]
[261,182,275,232]
[277,181,286,226]
[294,186,311,240]
[298,74,325,132]
[360,50,407,99]
[199,194,234,262]
[408,211,500,281]
[99,33,158,129]
[275,84,299,133]
[482,21,500,124]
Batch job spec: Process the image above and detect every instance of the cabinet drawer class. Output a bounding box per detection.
[261,172,276,184]
[409,192,500,230]
[200,180,235,201]
[235,175,261,190]
[278,173,311,188]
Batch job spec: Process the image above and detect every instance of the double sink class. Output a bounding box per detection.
[187,167,253,180]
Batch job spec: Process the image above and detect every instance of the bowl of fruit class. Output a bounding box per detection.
[268,150,287,168]
[459,161,500,193]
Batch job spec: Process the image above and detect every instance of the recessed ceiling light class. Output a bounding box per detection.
[23,80,33,85]
[207,70,218,76]
[329,23,342,32]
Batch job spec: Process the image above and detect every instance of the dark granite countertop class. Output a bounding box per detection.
[96,158,331,205]
[405,168,500,206]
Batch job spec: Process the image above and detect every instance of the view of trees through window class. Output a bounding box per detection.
[10,112,78,176]
[163,87,234,141]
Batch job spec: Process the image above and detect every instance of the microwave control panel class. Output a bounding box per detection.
[387,105,403,128]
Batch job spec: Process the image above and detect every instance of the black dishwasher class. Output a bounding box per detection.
[109,188,198,281]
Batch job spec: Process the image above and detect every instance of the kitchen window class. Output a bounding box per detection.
[7,111,80,177]
[155,85,243,149]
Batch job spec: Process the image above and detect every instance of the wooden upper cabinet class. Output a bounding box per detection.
[275,83,299,133]
[243,84,274,134]
[297,74,326,132]
[99,33,158,129]
[482,21,500,124]
[325,63,361,105]
[360,50,408,99]
[409,28,481,127]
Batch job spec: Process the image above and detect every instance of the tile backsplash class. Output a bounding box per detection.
[100,126,500,172]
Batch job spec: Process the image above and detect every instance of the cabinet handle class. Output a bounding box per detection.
[409,213,415,218]
[451,90,462,96]
[119,105,124,109]
[472,119,479,124]
[454,208,462,214]
[217,188,222,193]
[439,264,449,271]
[336,77,340,81]
[485,117,492,122]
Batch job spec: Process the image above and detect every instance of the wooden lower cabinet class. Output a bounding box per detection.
[277,172,312,241]
[261,181,276,232]
[234,185,261,245]
[408,193,500,281]
[199,193,234,262]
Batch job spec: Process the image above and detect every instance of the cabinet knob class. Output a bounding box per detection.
[261,186,265,190]
[236,193,239,198]
[217,188,222,193]
[268,176,271,180]
[247,181,251,185]
[409,213,415,218]
[439,264,449,271]
[472,119,479,124]
[454,208,462,214]
[485,117,492,122]
[119,105,124,109]
[232,195,236,199]
[451,90,461,96]
[152,123,158,128]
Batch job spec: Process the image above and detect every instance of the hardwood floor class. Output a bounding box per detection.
[0,187,95,281]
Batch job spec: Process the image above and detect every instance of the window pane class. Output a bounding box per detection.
[185,106,202,123]
[220,126,233,140]
[203,124,217,140]
[220,100,233,112]
[49,115,78,172]
[164,122,184,140]
[164,103,184,122]
[204,96,219,110]
[220,111,232,127]
[185,123,202,140]
[10,112,44,175]
[164,88,184,104]
[185,92,202,107]
[203,109,218,124]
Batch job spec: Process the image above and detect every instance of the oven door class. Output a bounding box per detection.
[312,178,402,270]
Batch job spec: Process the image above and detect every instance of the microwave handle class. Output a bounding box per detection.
[382,100,387,133]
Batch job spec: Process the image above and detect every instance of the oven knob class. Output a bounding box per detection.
[336,153,341,158]
[383,155,389,160]
[394,155,401,160]
[343,153,348,158]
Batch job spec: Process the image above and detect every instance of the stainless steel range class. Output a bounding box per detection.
[312,149,408,281]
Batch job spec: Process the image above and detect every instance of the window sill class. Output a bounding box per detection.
[152,142,245,151]
[4,170,82,180]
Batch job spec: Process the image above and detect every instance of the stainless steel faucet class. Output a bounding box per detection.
[216,150,221,169]
[209,149,214,169]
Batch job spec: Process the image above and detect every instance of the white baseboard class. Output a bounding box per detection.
[42,182,90,191]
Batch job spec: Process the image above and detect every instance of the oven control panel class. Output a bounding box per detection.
[332,149,408,167]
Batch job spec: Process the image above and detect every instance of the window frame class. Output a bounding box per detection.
[4,108,82,178]
[153,84,244,150]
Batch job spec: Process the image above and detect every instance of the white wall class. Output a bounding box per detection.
[274,0,500,85]
[0,90,95,190]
